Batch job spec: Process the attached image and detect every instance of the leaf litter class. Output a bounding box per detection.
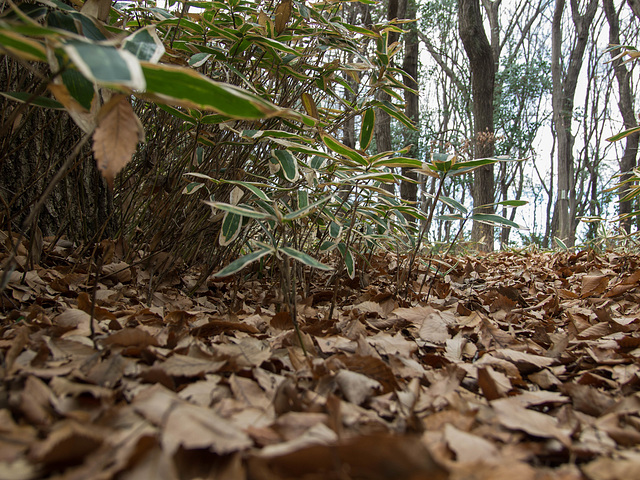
[1,242,640,480]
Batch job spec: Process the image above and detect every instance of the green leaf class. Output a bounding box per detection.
[62,40,146,89]
[0,92,64,110]
[60,68,96,111]
[219,212,242,246]
[156,103,196,123]
[225,181,272,202]
[141,62,285,119]
[273,150,298,182]
[435,195,467,214]
[189,53,211,67]
[372,157,422,169]
[204,201,275,219]
[320,240,336,252]
[437,214,465,222]
[359,108,374,150]
[337,243,355,279]
[607,126,640,142]
[280,246,332,270]
[448,158,499,176]
[182,182,205,194]
[373,100,417,131]
[470,213,521,229]
[122,26,165,63]
[321,133,368,166]
[340,171,398,184]
[214,246,274,277]
[283,194,333,221]
[329,221,342,239]
[0,29,47,61]
[247,35,300,56]
[554,237,568,251]
[494,200,528,207]
[297,190,309,209]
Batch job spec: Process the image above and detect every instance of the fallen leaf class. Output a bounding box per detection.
[93,94,145,188]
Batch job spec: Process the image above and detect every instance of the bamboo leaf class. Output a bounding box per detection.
[63,40,146,90]
[321,134,368,166]
[214,247,274,277]
[301,92,319,119]
[0,29,47,61]
[140,62,284,119]
[359,108,375,150]
[607,126,640,142]
[337,243,355,279]
[283,194,333,221]
[203,201,275,219]
[122,26,164,63]
[273,150,298,182]
[470,213,522,229]
[182,182,205,195]
[280,246,332,270]
[373,157,422,168]
[219,212,242,246]
[1,92,64,110]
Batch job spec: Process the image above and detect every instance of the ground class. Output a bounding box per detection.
[1,239,640,480]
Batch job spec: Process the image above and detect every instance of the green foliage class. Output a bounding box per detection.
[1,0,424,286]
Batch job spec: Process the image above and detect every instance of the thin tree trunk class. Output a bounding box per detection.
[459,0,496,252]
[401,0,419,220]
[604,0,638,234]
[550,0,597,247]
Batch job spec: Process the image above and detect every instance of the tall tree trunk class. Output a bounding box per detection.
[375,0,407,194]
[459,0,496,252]
[401,0,419,220]
[604,0,639,234]
[627,0,640,19]
[550,0,597,247]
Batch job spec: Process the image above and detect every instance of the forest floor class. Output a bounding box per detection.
[1,239,640,480]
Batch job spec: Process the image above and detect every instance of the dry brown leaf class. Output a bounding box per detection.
[443,424,501,464]
[162,402,252,455]
[274,0,292,35]
[103,327,159,347]
[581,456,640,480]
[29,420,104,465]
[93,94,145,188]
[581,273,610,298]
[491,398,572,446]
[152,353,226,377]
[560,383,616,417]
[251,433,448,480]
[492,348,555,373]
[477,365,512,400]
[230,374,271,410]
[335,369,381,405]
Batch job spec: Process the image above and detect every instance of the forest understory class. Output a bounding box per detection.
[1,236,640,480]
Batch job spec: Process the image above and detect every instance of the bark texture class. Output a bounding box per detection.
[550,0,597,246]
[400,0,419,219]
[459,0,496,251]
[604,0,639,233]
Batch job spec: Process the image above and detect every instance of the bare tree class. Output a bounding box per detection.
[550,0,598,247]
[401,0,419,215]
[604,0,639,234]
[459,0,497,251]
